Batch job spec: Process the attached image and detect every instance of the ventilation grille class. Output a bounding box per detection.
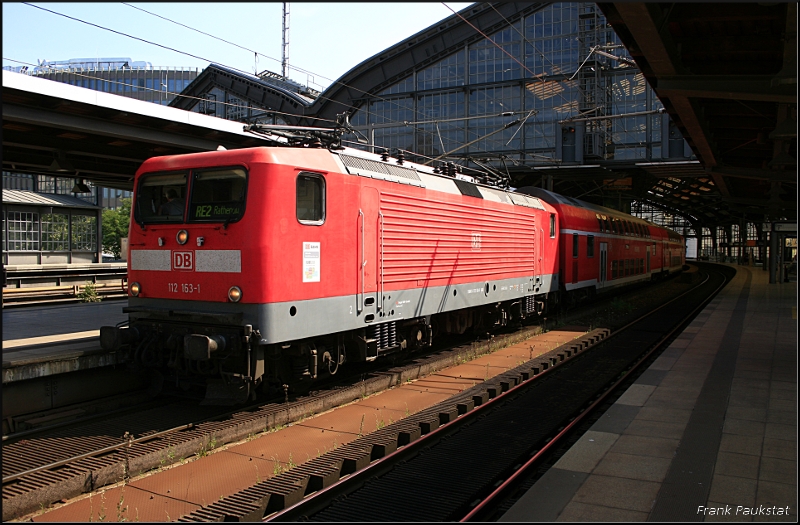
[507,192,546,210]
[338,154,422,183]
[453,179,484,199]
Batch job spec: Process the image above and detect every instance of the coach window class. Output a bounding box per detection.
[549,213,556,238]
[587,235,594,257]
[573,233,579,258]
[297,173,326,225]
[612,260,618,279]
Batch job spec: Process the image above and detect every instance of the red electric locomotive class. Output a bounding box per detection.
[519,187,685,305]
[101,145,562,402]
[101,132,684,403]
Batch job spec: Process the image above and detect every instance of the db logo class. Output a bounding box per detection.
[471,232,482,251]
[172,251,193,271]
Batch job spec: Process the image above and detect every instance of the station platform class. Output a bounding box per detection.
[2,300,128,383]
[501,264,797,522]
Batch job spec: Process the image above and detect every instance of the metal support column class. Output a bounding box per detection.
[769,227,778,283]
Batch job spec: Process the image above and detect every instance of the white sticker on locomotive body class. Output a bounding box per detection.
[303,242,321,283]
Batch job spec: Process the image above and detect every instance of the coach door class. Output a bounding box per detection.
[359,187,380,319]
[599,242,608,287]
[646,245,651,274]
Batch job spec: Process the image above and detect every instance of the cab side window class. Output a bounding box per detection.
[297,173,325,225]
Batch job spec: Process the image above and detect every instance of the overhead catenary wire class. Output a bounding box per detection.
[442,2,569,156]
[125,2,563,166]
[115,2,538,163]
[17,2,555,168]
[114,1,524,156]
[485,3,654,161]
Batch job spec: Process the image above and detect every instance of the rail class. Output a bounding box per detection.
[2,264,127,306]
[461,267,728,521]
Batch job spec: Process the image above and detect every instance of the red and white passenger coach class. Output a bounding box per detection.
[519,187,685,303]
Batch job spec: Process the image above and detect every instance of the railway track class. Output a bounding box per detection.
[1,284,128,307]
[2,320,549,520]
[2,267,705,521]
[264,263,732,522]
[2,265,127,308]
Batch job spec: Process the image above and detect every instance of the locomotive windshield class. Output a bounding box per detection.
[188,167,247,223]
[133,167,247,225]
[134,172,188,224]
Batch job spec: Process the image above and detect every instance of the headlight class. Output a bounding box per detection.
[176,230,189,245]
[228,286,242,302]
[130,282,141,297]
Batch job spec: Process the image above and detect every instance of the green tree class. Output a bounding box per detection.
[102,198,132,260]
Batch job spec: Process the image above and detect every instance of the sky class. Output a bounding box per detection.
[2,2,474,91]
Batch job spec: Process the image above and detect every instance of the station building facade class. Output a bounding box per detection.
[347,3,677,166]
[1,58,188,264]
[3,58,199,106]
[2,173,101,265]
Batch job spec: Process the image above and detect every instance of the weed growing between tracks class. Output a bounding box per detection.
[78,281,102,303]
[270,453,297,476]
[159,444,177,468]
[86,487,136,522]
[197,434,218,458]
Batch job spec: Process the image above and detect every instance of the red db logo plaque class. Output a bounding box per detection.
[172,251,193,271]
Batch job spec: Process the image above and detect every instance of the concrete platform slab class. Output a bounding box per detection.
[501,265,797,522]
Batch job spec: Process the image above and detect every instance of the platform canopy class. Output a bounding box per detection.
[2,70,271,191]
[598,2,797,224]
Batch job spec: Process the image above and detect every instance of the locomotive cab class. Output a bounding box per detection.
[102,162,260,403]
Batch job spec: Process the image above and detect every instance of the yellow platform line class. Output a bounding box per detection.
[3,330,99,349]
